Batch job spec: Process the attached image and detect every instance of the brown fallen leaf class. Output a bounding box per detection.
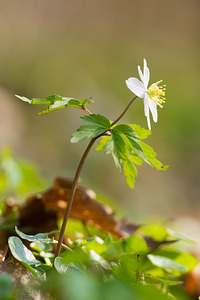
[19,177,141,238]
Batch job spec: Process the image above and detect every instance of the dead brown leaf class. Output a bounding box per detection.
[19,177,141,238]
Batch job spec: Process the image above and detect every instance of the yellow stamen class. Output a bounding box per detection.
[147,80,166,108]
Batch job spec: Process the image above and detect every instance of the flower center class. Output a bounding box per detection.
[147,80,166,108]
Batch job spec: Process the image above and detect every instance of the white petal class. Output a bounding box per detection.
[147,114,151,130]
[143,94,151,130]
[126,77,146,98]
[143,93,149,116]
[143,58,150,89]
[148,97,158,123]
[137,65,144,82]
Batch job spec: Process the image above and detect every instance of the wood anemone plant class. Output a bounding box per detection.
[15,59,168,260]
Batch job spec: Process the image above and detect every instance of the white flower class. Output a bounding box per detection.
[126,58,165,130]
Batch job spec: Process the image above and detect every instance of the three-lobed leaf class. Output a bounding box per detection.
[102,124,144,188]
[95,123,168,189]
[71,125,107,143]
[71,114,111,143]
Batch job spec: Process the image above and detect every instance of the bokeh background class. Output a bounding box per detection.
[0,0,199,222]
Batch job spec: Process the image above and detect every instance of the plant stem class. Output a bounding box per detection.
[83,107,92,115]
[54,95,137,260]
[54,137,97,259]
[110,96,137,127]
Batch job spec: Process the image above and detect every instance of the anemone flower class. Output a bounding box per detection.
[126,59,166,130]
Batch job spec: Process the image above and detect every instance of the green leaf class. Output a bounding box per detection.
[71,125,106,143]
[60,247,89,265]
[117,125,168,170]
[31,98,51,105]
[38,97,72,115]
[125,173,135,190]
[45,94,62,102]
[175,253,198,271]
[127,137,144,152]
[139,142,169,170]
[106,131,127,160]
[135,150,153,166]
[54,257,84,275]
[40,251,54,258]
[51,100,69,109]
[112,152,123,172]
[144,274,183,286]
[124,159,137,189]
[123,234,148,253]
[167,228,197,244]
[89,250,111,270]
[84,237,106,255]
[67,98,93,109]
[147,157,169,170]
[129,153,143,166]
[71,114,111,143]
[67,99,82,108]
[30,242,53,253]
[21,263,43,277]
[31,266,46,277]
[134,284,173,300]
[129,124,151,140]
[138,225,168,242]
[115,254,138,281]
[16,94,93,115]
[79,98,93,107]
[54,257,70,273]
[113,124,143,153]
[113,124,139,140]
[81,114,110,128]
[95,136,110,151]
[8,236,40,265]
[15,95,32,104]
[105,135,114,154]
[147,254,188,272]
[153,249,181,260]
[103,130,142,188]
[15,226,55,244]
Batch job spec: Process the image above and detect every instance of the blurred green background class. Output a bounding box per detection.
[0,0,199,221]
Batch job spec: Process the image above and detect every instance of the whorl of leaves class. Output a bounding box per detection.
[71,114,168,188]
